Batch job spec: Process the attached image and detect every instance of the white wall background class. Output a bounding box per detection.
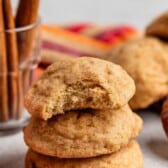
[13,0,168,30]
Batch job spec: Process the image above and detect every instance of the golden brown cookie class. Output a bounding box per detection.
[24,105,142,158]
[146,11,168,39]
[108,37,168,110]
[25,140,143,168]
[24,57,135,120]
[161,96,168,137]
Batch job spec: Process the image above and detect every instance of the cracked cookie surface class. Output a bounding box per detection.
[24,57,135,120]
[108,37,168,110]
[24,105,142,158]
[25,140,143,168]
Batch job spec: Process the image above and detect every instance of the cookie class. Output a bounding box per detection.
[108,37,168,110]
[25,140,143,168]
[135,112,144,134]
[161,96,168,137]
[24,105,142,158]
[146,11,168,40]
[24,57,135,120]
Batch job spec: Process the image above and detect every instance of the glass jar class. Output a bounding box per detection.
[0,19,41,134]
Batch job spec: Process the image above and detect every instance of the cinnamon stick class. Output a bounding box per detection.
[0,0,9,121]
[3,0,19,119]
[16,0,40,94]
[16,0,40,26]
[16,0,40,62]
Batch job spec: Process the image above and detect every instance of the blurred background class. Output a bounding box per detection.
[13,0,168,30]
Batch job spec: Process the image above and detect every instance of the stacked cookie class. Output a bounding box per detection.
[24,57,143,168]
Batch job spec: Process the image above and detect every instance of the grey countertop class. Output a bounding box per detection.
[0,111,168,168]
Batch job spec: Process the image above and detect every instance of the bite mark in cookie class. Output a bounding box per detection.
[24,57,135,120]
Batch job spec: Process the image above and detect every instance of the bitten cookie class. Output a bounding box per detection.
[108,37,168,110]
[146,11,168,40]
[24,57,135,120]
[25,140,143,168]
[24,105,142,158]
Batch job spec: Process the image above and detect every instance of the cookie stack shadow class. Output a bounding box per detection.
[23,57,143,168]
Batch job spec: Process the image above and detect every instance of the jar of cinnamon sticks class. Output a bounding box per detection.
[0,0,40,132]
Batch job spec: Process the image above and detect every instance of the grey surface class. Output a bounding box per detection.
[138,111,168,168]
[0,111,168,168]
